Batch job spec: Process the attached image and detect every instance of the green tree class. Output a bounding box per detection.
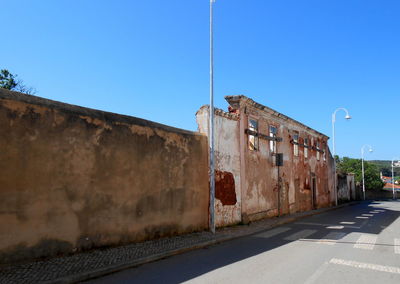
[0,69,36,95]
[337,157,384,190]
[0,69,17,90]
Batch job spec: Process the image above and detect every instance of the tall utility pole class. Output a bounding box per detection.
[331,108,351,206]
[392,158,399,200]
[209,0,216,234]
[392,160,395,200]
[361,145,373,201]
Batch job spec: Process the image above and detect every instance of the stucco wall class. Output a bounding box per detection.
[347,174,356,200]
[364,189,397,200]
[0,89,209,264]
[337,174,356,203]
[232,97,333,220]
[196,106,242,226]
[197,95,335,226]
[337,174,351,202]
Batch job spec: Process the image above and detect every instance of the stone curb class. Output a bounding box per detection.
[47,202,360,284]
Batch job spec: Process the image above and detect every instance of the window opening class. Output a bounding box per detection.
[269,126,277,154]
[304,137,309,158]
[248,119,259,151]
[293,133,299,157]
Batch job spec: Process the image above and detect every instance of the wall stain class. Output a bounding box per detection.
[215,171,237,206]
[0,239,73,265]
[0,89,209,265]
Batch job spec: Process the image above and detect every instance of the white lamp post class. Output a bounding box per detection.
[332,108,351,206]
[209,0,216,233]
[361,145,373,201]
[391,158,400,200]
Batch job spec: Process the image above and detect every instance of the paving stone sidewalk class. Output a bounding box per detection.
[0,203,356,284]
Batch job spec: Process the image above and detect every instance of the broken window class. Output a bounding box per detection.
[316,140,320,161]
[293,133,299,157]
[248,119,259,151]
[304,137,309,159]
[269,125,277,154]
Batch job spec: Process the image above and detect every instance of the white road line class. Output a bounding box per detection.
[395,238,400,254]
[354,234,377,250]
[284,229,317,241]
[317,232,347,245]
[303,261,330,284]
[362,214,374,217]
[330,258,400,274]
[326,225,344,229]
[295,221,360,229]
[257,227,291,238]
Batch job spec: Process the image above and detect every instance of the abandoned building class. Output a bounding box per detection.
[0,89,345,264]
[196,95,336,227]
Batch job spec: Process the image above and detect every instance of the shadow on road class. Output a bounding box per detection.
[89,200,400,284]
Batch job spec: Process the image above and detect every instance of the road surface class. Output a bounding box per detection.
[86,201,400,284]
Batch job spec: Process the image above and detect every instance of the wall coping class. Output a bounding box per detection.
[0,88,205,137]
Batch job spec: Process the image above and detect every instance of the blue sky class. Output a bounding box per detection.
[2,0,399,160]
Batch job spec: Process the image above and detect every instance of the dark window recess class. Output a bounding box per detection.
[245,129,283,142]
[291,139,325,153]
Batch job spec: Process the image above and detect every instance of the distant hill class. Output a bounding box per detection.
[369,160,400,177]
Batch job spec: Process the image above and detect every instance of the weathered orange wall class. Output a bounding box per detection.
[198,95,335,225]
[0,89,209,264]
[230,96,334,221]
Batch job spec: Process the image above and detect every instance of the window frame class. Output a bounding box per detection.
[248,118,259,151]
[293,132,299,157]
[269,125,277,154]
[304,137,309,159]
[316,140,320,161]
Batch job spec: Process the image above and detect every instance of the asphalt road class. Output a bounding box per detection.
[86,201,400,284]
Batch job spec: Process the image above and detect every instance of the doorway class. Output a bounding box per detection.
[311,174,317,209]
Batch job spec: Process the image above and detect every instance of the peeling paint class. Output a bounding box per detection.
[197,95,335,226]
[0,89,209,264]
[215,171,236,205]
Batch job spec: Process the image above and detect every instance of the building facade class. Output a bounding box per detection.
[197,95,336,227]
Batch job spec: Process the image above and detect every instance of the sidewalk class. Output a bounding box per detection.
[0,202,358,284]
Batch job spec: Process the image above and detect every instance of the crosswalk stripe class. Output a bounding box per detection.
[257,227,291,238]
[317,232,347,245]
[354,234,377,250]
[284,229,317,241]
[395,238,400,254]
[330,258,400,274]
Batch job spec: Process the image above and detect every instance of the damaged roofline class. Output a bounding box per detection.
[225,95,330,140]
[196,105,240,121]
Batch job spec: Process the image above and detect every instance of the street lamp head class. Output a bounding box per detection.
[368,148,373,153]
[345,114,351,120]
